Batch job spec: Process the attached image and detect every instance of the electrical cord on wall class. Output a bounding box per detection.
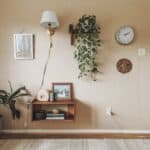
[40,34,53,89]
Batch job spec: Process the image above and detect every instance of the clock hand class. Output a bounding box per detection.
[124,32,130,36]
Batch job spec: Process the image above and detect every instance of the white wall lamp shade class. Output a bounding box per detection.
[40,10,59,29]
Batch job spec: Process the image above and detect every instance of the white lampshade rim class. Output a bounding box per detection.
[40,10,59,29]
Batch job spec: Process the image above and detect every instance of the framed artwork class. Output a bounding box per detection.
[52,83,73,101]
[13,33,34,60]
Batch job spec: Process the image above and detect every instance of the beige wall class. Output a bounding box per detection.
[0,0,150,129]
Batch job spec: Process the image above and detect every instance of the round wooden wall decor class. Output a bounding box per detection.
[116,58,132,73]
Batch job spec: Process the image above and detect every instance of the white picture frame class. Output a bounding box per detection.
[13,33,34,60]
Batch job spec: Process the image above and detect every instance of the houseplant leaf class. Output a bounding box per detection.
[74,15,101,80]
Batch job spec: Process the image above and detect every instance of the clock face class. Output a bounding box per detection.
[115,26,134,45]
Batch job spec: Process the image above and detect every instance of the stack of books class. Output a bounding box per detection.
[46,113,65,120]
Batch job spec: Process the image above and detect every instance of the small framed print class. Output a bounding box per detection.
[52,83,73,101]
[13,33,34,60]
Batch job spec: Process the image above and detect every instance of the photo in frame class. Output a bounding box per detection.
[13,33,34,60]
[52,83,73,101]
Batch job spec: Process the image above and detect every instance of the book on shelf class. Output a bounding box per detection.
[46,116,65,120]
[46,111,65,120]
[46,113,65,117]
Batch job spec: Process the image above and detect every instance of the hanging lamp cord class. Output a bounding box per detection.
[40,33,53,89]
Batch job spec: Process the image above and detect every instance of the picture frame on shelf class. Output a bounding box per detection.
[52,83,73,101]
[13,33,34,60]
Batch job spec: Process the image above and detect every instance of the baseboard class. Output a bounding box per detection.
[1,129,150,139]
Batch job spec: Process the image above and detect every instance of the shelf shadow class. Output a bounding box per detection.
[74,99,93,128]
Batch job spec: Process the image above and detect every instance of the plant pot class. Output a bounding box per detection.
[0,115,3,130]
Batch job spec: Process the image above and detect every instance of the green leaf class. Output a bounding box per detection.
[74,14,101,80]
[8,86,26,100]
[8,81,13,93]
[0,90,8,95]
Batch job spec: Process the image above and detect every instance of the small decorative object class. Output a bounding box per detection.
[37,89,49,101]
[52,109,60,114]
[49,91,54,101]
[115,25,135,45]
[0,81,31,119]
[52,83,73,101]
[13,33,34,60]
[33,110,46,120]
[70,15,101,80]
[116,58,132,73]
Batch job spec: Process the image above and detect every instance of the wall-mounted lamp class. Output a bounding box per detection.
[40,10,59,35]
[39,10,59,89]
[69,24,78,45]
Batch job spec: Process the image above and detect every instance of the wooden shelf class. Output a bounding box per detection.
[31,99,76,121]
[32,99,75,105]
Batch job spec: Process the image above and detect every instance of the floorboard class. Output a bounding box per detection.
[0,139,150,150]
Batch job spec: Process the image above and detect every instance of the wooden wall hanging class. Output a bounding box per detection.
[116,58,132,73]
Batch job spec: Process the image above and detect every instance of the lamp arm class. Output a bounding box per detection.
[40,33,53,89]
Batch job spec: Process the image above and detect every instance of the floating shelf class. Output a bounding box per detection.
[32,99,76,121]
[32,100,75,105]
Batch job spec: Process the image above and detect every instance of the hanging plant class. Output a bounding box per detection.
[74,15,101,81]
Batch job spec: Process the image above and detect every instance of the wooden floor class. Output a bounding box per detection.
[0,139,150,150]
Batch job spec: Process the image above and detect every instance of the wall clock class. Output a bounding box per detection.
[115,25,135,45]
[37,89,49,101]
[116,58,132,74]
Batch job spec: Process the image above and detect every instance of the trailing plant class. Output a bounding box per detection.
[0,81,31,119]
[74,15,101,80]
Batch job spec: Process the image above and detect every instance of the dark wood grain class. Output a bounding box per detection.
[1,133,150,139]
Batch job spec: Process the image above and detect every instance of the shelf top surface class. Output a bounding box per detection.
[32,99,75,105]
[32,119,74,122]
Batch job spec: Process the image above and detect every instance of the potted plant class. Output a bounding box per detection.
[0,81,31,120]
[74,15,101,81]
